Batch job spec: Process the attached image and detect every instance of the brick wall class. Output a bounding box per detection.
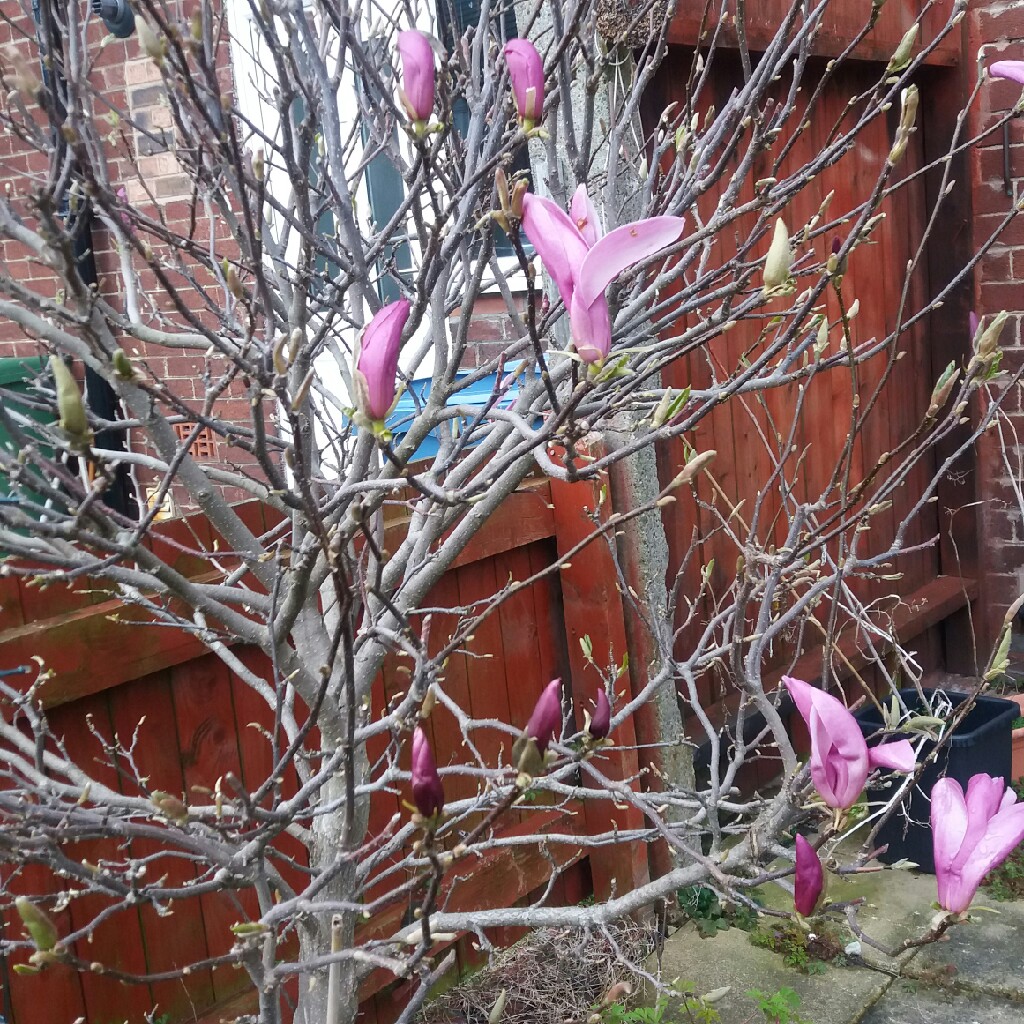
[0,1,258,511]
[971,3,1024,663]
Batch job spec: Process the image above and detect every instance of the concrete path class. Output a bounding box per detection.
[652,863,1024,1024]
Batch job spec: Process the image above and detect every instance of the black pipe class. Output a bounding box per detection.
[32,0,135,517]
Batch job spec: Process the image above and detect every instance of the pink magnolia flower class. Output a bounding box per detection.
[354,299,411,422]
[990,61,1024,86]
[397,31,435,125]
[783,676,916,810]
[589,688,611,740]
[411,725,444,818]
[794,834,824,917]
[932,773,1024,914]
[520,187,685,364]
[527,678,563,753]
[504,39,544,126]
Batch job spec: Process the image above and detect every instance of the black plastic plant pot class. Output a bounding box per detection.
[854,688,1018,874]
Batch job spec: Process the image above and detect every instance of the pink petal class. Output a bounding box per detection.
[520,193,589,310]
[991,61,1024,87]
[570,184,602,247]
[783,676,816,723]
[867,739,916,774]
[808,708,843,808]
[965,773,1006,828]
[576,216,685,308]
[955,802,1024,912]
[931,777,969,911]
[569,290,613,364]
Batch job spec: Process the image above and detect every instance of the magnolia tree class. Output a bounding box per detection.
[1,0,1024,1021]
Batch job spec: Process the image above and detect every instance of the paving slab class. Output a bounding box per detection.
[860,980,1024,1024]
[908,897,1024,999]
[652,920,897,1024]
[649,864,944,1024]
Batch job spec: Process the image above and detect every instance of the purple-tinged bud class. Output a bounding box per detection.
[526,678,563,753]
[794,834,824,917]
[411,725,444,818]
[589,688,611,740]
[504,39,544,128]
[354,299,411,422]
[397,31,436,127]
[969,310,980,341]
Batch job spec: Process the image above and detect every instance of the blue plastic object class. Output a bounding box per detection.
[855,688,1017,873]
[385,363,541,460]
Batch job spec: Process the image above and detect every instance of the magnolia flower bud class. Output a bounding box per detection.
[488,989,508,1024]
[151,790,189,824]
[926,361,959,417]
[762,218,792,293]
[794,835,825,917]
[526,679,563,753]
[886,24,918,75]
[397,31,435,131]
[504,39,544,130]
[15,898,58,952]
[411,725,444,819]
[588,688,611,740]
[353,299,411,422]
[49,356,93,450]
[135,16,168,65]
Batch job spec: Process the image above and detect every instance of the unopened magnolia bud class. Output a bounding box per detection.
[899,84,919,134]
[16,898,58,952]
[223,261,244,301]
[495,167,510,210]
[151,790,189,824]
[272,334,289,375]
[814,317,829,356]
[510,179,527,220]
[762,218,792,293]
[927,361,959,417]
[488,989,508,1024]
[976,311,1008,359]
[289,328,303,362]
[651,388,674,428]
[886,24,918,74]
[112,348,136,381]
[702,987,732,1005]
[672,449,717,486]
[253,149,265,182]
[49,356,93,449]
[136,16,167,64]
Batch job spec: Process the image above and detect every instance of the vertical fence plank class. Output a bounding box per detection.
[169,653,249,1004]
[549,472,649,900]
[47,691,156,1024]
[107,670,217,1017]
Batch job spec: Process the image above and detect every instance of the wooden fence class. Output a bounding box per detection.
[648,0,978,740]
[0,472,653,1024]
